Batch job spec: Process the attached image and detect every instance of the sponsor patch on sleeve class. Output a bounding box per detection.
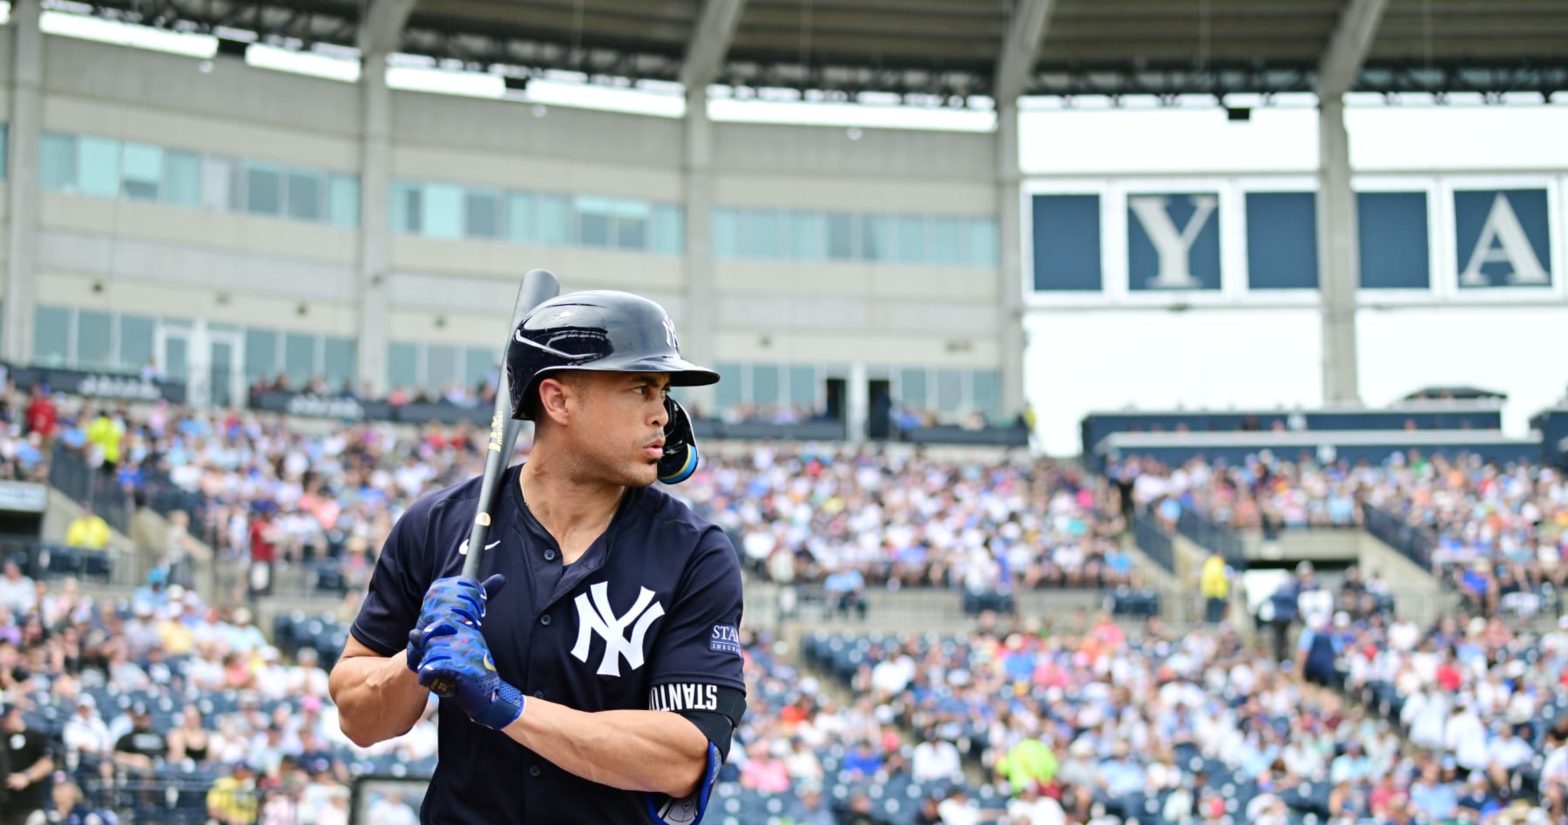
[708,624,741,655]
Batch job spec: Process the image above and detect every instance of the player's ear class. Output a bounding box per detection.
[534,376,575,426]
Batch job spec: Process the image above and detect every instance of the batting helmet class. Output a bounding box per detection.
[505,290,718,422]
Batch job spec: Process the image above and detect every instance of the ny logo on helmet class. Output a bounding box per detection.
[661,316,679,350]
[571,583,665,677]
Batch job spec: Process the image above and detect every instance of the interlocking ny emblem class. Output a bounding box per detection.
[570,583,665,677]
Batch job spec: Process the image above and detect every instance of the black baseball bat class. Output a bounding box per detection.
[429,268,559,698]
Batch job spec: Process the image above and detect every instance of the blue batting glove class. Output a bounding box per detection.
[407,573,506,673]
[415,627,526,730]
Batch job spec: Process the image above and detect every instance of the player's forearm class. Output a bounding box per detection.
[501,699,708,797]
[328,651,428,747]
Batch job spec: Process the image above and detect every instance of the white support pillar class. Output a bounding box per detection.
[355,51,393,396]
[682,87,718,413]
[1316,97,1360,404]
[4,0,42,364]
[996,103,1027,421]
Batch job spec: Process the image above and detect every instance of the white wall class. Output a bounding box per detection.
[1026,308,1324,454]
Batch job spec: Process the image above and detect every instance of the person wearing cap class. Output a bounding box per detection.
[331,291,745,824]
[206,761,259,825]
[111,704,166,776]
[61,695,112,781]
[1,704,53,825]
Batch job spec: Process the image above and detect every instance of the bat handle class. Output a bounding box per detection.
[428,677,457,698]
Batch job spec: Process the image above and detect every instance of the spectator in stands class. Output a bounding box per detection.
[912,727,964,784]
[167,707,212,766]
[1,704,53,825]
[364,790,418,825]
[64,508,110,552]
[0,561,35,616]
[61,695,112,781]
[111,703,166,776]
[823,564,868,621]
[1199,550,1230,624]
[24,388,56,443]
[205,761,259,825]
[22,774,118,825]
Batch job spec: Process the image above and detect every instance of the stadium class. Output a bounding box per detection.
[0,0,1565,823]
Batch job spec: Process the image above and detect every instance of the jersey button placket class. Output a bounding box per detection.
[543,549,556,561]
[539,613,552,626]
[528,765,541,778]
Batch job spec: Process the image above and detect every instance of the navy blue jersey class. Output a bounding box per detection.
[350,464,746,824]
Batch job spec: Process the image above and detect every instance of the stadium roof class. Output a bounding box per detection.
[61,0,1568,100]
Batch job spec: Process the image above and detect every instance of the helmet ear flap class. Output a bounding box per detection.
[657,398,700,485]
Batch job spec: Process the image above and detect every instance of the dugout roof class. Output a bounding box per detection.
[62,0,1568,100]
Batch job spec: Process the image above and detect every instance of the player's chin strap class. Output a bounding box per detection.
[657,397,700,485]
[643,741,721,825]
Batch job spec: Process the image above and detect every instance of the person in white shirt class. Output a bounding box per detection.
[911,733,964,784]
[1444,700,1490,774]
[1005,783,1066,825]
[365,791,419,825]
[62,695,115,780]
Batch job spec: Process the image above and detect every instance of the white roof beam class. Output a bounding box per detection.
[358,0,418,56]
[680,0,747,91]
[1316,0,1391,98]
[993,0,1055,103]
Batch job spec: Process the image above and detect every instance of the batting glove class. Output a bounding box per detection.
[414,628,526,730]
[407,573,507,673]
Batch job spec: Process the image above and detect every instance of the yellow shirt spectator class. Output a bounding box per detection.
[207,772,259,824]
[1200,554,1230,600]
[66,512,111,550]
[87,414,124,465]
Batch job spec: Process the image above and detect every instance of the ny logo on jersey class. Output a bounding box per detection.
[571,582,665,677]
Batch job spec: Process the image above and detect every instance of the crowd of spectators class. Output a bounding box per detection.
[800,607,1565,825]
[1113,453,1568,618]
[682,446,1133,606]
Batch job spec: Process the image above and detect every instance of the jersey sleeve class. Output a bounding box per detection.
[350,499,435,656]
[646,527,746,692]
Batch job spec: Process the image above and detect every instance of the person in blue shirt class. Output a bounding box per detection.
[823,566,868,620]
[329,291,745,824]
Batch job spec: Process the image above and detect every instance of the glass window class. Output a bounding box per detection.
[286,169,322,221]
[78,136,122,198]
[76,309,112,369]
[936,369,963,412]
[576,196,614,248]
[826,212,855,261]
[118,314,155,373]
[245,162,283,215]
[864,215,896,262]
[391,181,421,233]
[614,200,649,251]
[787,211,827,262]
[650,204,683,254]
[968,219,999,267]
[421,183,463,239]
[712,209,740,259]
[163,336,188,382]
[426,344,457,392]
[387,341,419,393]
[201,156,233,212]
[244,328,278,386]
[327,174,359,228]
[745,210,781,259]
[537,194,572,246]
[714,361,743,411]
[971,370,1000,417]
[33,306,70,366]
[322,336,356,389]
[751,364,781,406]
[505,192,535,244]
[120,142,163,201]
[162,150,202,207]
[898,368,928,409]
[930,217,962,265]
[895,215,926,264]
[464,189,501,239]
[40,133,77,191]
[787,365,817,411]
[464,347,494,391]
[0,124,7,182]
[283,332,316,386]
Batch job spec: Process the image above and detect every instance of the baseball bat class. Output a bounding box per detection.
[429,268,559,698]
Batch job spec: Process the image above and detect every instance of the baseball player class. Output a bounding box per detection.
[328,291,746,824]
